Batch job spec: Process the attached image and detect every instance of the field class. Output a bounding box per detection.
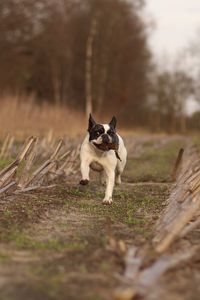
[0,134,200,300]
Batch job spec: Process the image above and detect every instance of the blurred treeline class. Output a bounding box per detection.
[0,0,199,131]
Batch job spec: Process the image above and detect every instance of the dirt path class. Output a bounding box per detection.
[0,135,199,300]
[0,206,118,300]
[0,179,170,300]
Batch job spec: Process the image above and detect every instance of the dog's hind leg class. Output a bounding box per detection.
[115,171,122,185]
[116,153,127,185]
[115,164,124,185]
[100,170,106,185]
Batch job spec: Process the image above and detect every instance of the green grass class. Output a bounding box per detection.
[64,184,168,239]
[3,209,13,218]
[192,135,200,151]
[7,230,88,251]
[0,158,13,169]
[125,140,185,182]
[0,253,11,263]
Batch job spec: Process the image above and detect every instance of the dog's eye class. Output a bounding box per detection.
[96,131,100,136]
[107,130,114,135]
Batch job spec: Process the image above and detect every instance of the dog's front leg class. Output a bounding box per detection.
[102,169,115,205]
[80,160,90,185]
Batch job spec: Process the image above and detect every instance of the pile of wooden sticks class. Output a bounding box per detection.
[154,144,200,253]
[0,136,80,195]
[115,145,200,300]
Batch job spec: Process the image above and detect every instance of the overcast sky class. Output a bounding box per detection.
[143,0,200,114]
[145,0,200,57]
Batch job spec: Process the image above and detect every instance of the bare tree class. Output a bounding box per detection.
[85,14,98,117]
[150,70,193,132]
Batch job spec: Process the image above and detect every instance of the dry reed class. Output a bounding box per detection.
[0,94,86,139]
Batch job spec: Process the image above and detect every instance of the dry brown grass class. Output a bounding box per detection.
[0,94,150,140]
[0,95,86,139]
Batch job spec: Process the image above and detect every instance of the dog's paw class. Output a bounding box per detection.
[102,198,113,205]
[115,177,121,185]
[79,179,89,185]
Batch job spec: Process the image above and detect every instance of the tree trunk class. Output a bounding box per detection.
[180,112,187,133]
[155,111,161,131]
[52,73,60,105]
[96,65,107,116]
[85,16,98,117]
[96,19,114,116]
[51,61,61,105]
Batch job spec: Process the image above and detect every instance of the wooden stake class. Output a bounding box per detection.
[171,148,184,181]
[18,138,38,188]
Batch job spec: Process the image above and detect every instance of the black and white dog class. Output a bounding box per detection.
[79,114,127,204]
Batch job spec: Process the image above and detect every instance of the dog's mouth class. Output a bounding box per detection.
[92,141,121,161]
[93,141,118,151]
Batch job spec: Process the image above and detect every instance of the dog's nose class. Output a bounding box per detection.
[102,134,109,144]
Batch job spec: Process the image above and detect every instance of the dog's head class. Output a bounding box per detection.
[87,114,119,151]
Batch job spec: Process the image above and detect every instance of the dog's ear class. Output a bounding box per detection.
[109,116,117,130]
[88,114,96,132]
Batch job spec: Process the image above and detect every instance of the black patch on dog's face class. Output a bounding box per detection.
[109,116,117,130]
[87,114,118,146]
[89,124,105,141]
[107,126,119,144]
[88,114,96,132]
